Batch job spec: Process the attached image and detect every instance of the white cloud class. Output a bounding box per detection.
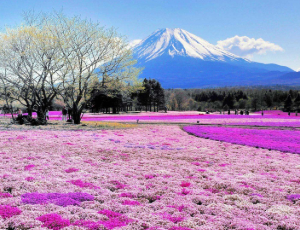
[128,39,142,49]
[217,36,283,59]
[297,68,300,72]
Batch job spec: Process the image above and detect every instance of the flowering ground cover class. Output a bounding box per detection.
[2,111,300,127]
[226,121,300,127]
[1,125,300,229]
[183,125,300,154]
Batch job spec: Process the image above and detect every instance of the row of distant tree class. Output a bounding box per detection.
[164,88,300,112]
[88,78,165,113]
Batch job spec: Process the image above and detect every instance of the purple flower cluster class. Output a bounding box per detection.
[286,194,300,202]
[0,192,12,198]
[184,125,300,154]
[21,192,94,207]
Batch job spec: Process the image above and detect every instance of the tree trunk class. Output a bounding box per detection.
[73,111,81,124]
[27,107,33,117]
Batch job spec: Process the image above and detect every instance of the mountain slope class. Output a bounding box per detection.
[132,28,293,88]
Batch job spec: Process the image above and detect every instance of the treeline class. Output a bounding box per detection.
[165,88,300,112]
[89,78,165,113]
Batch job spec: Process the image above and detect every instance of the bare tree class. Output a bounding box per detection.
[0,25,64,121]
[0,69,16,119]
[0,11,141,124]
[35,12,141,123]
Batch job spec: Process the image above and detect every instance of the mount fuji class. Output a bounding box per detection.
[132,28,295,88]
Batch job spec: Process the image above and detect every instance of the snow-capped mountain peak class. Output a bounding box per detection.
[133,28,249,62]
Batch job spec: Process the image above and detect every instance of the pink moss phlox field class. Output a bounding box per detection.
[1,126,300,229]
[184,125,300,154]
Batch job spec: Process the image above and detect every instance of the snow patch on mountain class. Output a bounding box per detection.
[133,28,250,63]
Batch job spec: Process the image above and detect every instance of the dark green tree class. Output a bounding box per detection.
[263,93,273,109]
[284,94,293,112]
[137,78,165,112]
[222,93,235,109]
[294,93,300,112]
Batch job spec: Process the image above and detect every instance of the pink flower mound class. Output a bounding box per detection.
[180,181,191,187]
[121,200,141,205]
[21,192,94,206]
[0,192,12,198]
[68,179,99,189]
[65,168,79,173]
[0,205,22,219]
[24,164,35,171]
[37,213,70,230]
[184,126,300,154]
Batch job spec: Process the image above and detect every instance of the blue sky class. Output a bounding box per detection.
[0,0,299,70]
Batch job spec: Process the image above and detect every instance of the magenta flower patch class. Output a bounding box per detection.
[65,168,79,173]
[180,181,191,187]
[0,205,22,219]
[161,213,185,223]
[119,192,136,198]
[184,126,300,154]
[25,177,35,181]
[286,194,300,202]
[24,164,35,171]
[0,192,12,198]
[37,213,70,230]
